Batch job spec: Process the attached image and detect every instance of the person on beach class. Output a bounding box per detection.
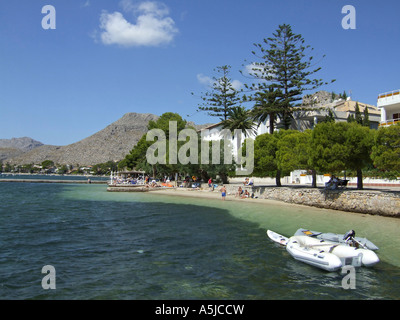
[221,186,226,200]
[235,186,243,197]
[208,178,213,190]
[241,190,250,199]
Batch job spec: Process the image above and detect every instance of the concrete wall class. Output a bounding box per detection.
[222,184,400,218]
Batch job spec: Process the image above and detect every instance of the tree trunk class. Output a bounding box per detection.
[357,168,363,190]
[311,169,317,188]
[199,170,209,182]
[275,170,282,187]
[219,172,229,184]
[269,113,275,134]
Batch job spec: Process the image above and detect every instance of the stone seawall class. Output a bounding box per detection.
[223,185,400,218]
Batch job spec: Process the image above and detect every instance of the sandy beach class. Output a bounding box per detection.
[149,187,319,208]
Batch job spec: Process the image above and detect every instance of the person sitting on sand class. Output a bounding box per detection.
[235,186,243,197]
[241,190,250,199]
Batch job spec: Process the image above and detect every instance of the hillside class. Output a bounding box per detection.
[5,113,159,166]
[4,113,212,166]
[0,137,44,162]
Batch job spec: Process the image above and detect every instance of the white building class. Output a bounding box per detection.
[199,122,259,160]
[377,89,400,127]
[199,93,381,148]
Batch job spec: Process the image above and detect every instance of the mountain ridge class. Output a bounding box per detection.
[2,113,212,166]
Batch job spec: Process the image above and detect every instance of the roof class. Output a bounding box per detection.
[333,100,380,115]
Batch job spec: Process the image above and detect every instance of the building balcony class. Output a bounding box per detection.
[379,118,400,127]
[377,89,400,126]
[377,89,400,107]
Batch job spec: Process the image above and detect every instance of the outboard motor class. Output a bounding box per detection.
[343,230,355,241]
[343,230,357,247]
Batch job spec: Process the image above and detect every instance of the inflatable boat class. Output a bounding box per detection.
[267,230,380,272]
[294,228,379,251]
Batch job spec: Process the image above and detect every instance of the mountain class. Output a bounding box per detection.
[3,113,213,166]
[0,137,44,152]
[5,113,159,166]
[0,137,44,162]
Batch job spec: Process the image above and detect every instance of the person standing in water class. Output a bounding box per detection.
[221,185,226,201]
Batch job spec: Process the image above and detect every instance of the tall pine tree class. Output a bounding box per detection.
[244,24,334,130]
[195,65,241,121]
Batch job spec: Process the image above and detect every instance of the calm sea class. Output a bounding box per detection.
[1,179,400,300]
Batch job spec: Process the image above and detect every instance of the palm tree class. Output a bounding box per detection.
[221,106,256,172]
[250,86,281,134]
[221,106,257,137]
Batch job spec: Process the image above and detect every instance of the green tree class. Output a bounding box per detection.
[41,160,54,169]
[276,130,317,187]
[363,106,370,127]
[195,65,242,121]
[253,130,296,186]
[310,122,348,176]
[198,139,237,184]
[371,124,400,173]
[147,112,187,139]
[354,102,363,125]
[58,165,68,174]
[347,114,355,123]
[244,24,334,129]
[322,109,335,123]
[310,122,374,189]
[4,163,12,172]
[221,106,257,137]
[124,112,188,178]
[344,123,375,189]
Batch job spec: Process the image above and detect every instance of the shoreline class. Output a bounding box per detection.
[147,185,400,218]
[148,187,303,208]
[2,177,399,217]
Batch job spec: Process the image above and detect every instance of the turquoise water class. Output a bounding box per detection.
[0,173,108,182]
[1,182,400,299]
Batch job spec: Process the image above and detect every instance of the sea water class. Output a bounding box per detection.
[1,181,399,300]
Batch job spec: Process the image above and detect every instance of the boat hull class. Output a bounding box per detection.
[286,236,343,272]
[286,236,379,271]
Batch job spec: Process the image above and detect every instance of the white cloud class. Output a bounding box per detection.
[196,74,213,87]
[231,79,243,91]
[196,73,243,91]
[99,1,178,47]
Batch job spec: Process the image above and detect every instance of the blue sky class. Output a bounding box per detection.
[1,0,399,146]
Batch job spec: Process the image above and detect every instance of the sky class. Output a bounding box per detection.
[1,0,399,146]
